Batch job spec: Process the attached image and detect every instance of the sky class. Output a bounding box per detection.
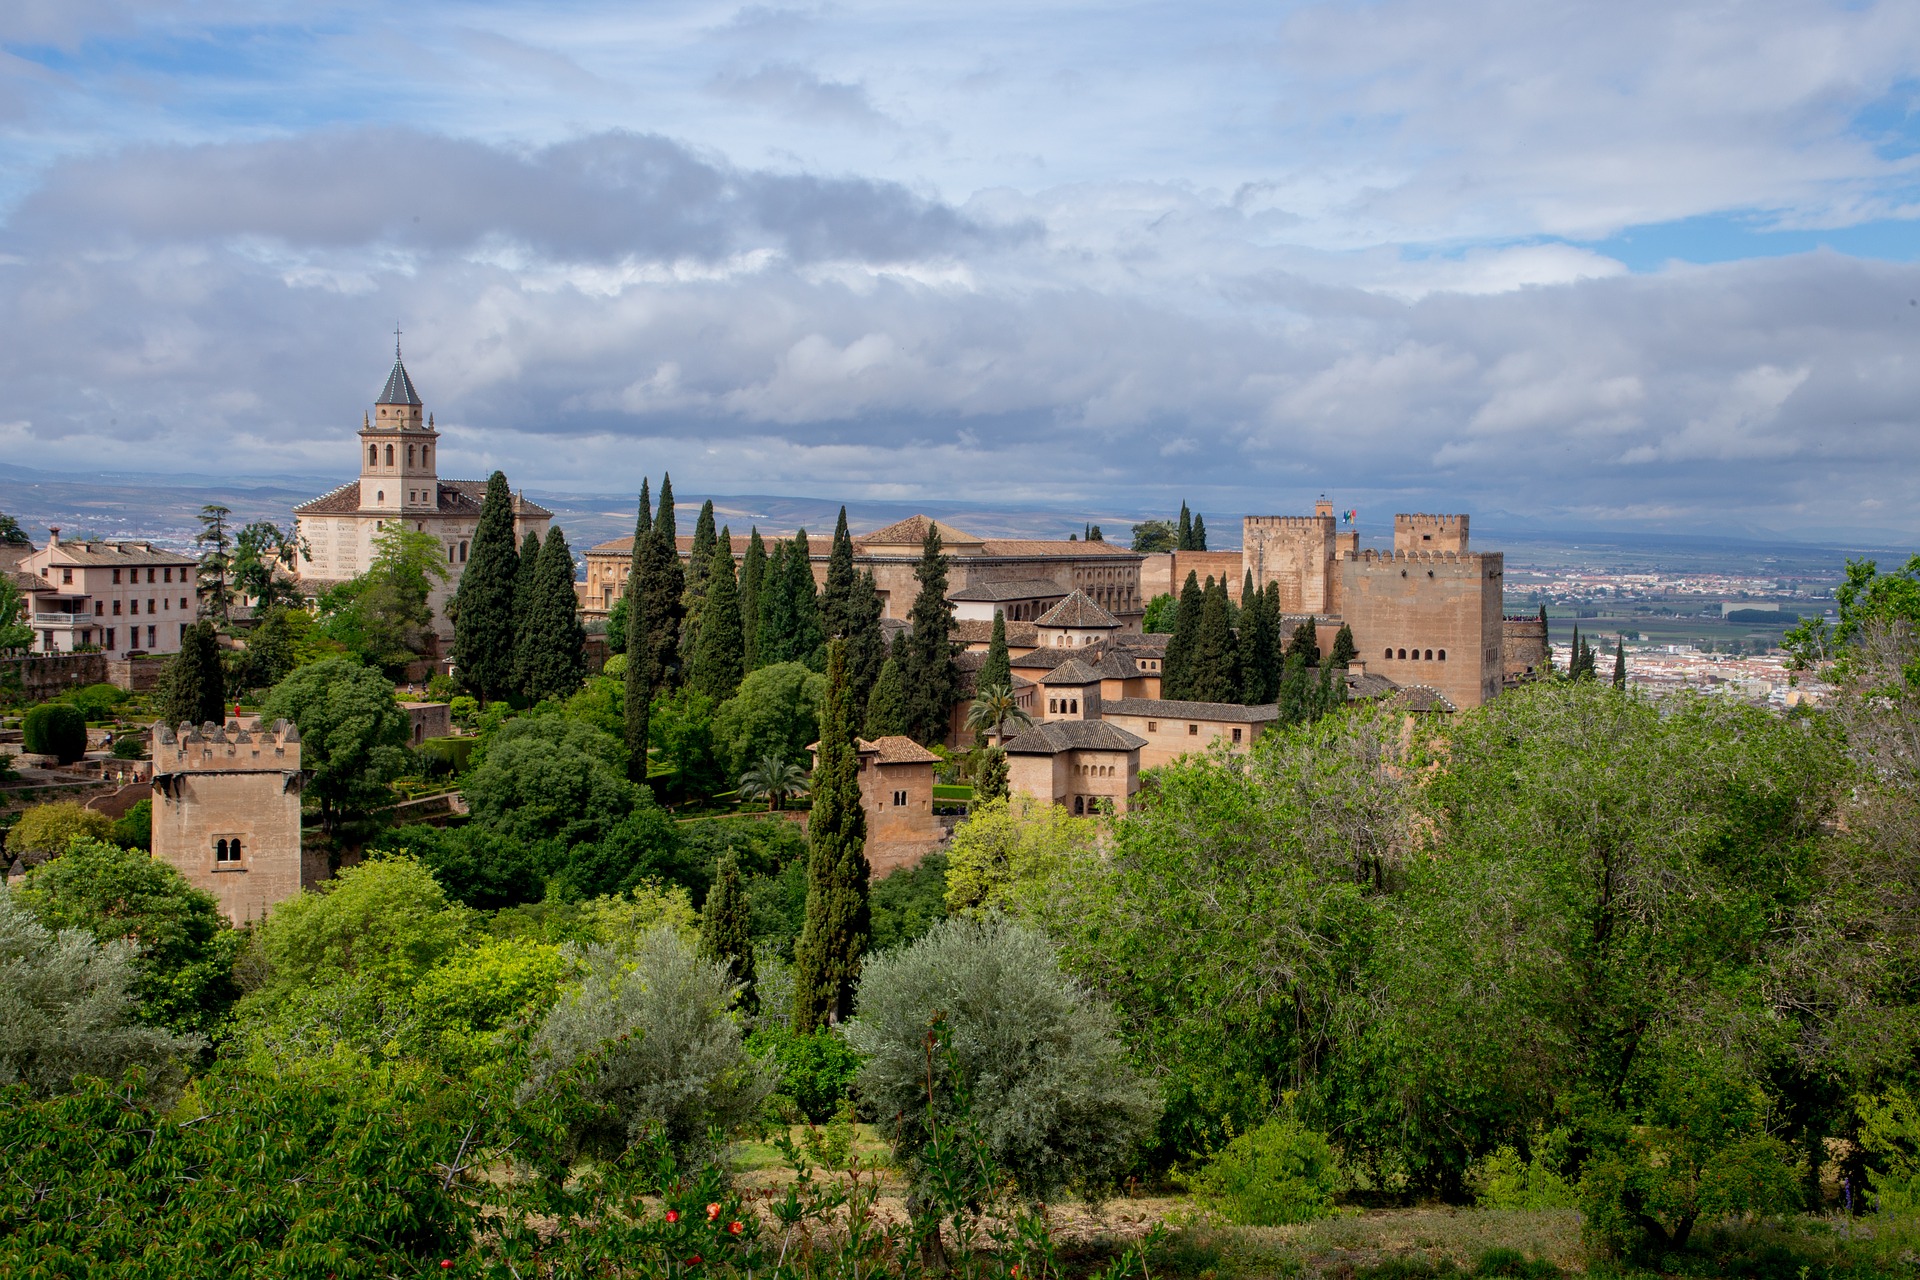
[2,1,1918,540]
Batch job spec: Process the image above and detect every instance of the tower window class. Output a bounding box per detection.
[215,837,242,864]
[422,446,430,467]
[369,444,378,466]
[385,444,394,466]
[458,541,468,562]
[408,444,416,466]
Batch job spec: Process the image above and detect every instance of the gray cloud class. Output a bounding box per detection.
[709,63,897,129]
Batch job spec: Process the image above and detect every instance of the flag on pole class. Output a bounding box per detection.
[1343,509,1357,524]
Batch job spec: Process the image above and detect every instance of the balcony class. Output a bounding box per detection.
[33,610,92,626]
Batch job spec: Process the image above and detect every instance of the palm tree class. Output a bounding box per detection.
[739,751,809,811]
[966,679,1032,745]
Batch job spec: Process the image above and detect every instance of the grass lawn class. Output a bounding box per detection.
[932,783,973,802]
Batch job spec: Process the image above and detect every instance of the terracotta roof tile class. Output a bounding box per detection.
[1039,657,1105,686]
[1035,590,1120,629]
[1002,720,1147,754]
[948,578,1070,603]
[953,618,1040,647]
[1104,698,1279,722]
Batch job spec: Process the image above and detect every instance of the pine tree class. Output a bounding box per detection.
[902,525,960,746]
[521,526,587,703]
[1188,578,1240,703]
[785,529,824,667]
[689,537,745,703]
[450,471,520,702]
[793,638,870,1032]
[158,620,226,727]
[740,528,767,670]
[509,529,541,699]
[864,654,908,739]
[1613,637,1627,690]
[1240,577,1280,704]
[1176,502,1194,552]
[1192,513,1208,551]
[623,488,652,782]
[1287,619,1321,665]
[756,538,791,665]
[1330,623,1358,668]
[980,611,1011,693]
[1161,570,1204,699]
[700,849,756,1009]
[636,475,685,690]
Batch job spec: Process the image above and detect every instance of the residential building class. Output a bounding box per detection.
[809,734,947,878]
[18,532,199,657]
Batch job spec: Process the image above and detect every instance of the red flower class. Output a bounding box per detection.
[440,1263,453,1271]
[706,1202,721,1220]
[665,1209,680,1223]
[686,1255,703,1266]
[727,1221,743,1235]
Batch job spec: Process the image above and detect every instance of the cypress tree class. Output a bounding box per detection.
[902,524,960,746]
[785,529,824,667]
[980,611,1011,692]
[1613,637,1627,690]
[756,538,791,665]
[793,638,870,1032]
[1176,502,1194,552]
[158,620,226,727]
[623,489,652,782]
[636,475,685,689]
[450,471,520,702]
[1240,579,1280,704]
[1330,622,1358,667]
[1278,650,1311,725]
[700,848,756,1009]
[1287,619,1322,665]
[1188,578,1239,703]
[1539,605,1554,675]
[740,528,767,670]
[864,654,908,739]
[1192,512,1208,550]
[509,529,541,699]
[820,508,859,638]
[1161,570,1204,699]
[845,571,886,720]
[689,537,745,703]
[521,526,587,703]
[682,498,717,651]
[1316,656,1346,718]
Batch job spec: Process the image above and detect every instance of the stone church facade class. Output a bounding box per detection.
[292,346,551,641]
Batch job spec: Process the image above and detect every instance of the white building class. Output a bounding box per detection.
[18,533,200,657]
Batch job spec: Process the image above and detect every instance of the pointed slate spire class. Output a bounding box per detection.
[377,327,422,406]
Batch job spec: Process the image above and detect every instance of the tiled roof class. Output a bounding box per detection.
[1002,720,1147,754]
[10,570,54,594]
[953,618,1040,647]
[377,357,422,407]
[1115,632,1171,651]
[948,578,1070,603]
[977,538,1137,559]
[1008,645,1080,671]
[1039,657,1105,686]
[858,515,984,549]
[41,540,196,567]
[862,735,942,764]
[1035,590,1120,629]
[1104,698,1280,723]
[293,481,362,515]
[295,480,551,519]
[1388,685,1456,713]
[1345,670,1401,700]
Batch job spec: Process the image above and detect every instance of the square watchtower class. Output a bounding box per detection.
[151,719,312,925]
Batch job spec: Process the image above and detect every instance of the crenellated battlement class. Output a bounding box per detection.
[1394,512,1469,553]
[1349,549,1486,564]
[1245,515,1336,530]
[153,719,302,772]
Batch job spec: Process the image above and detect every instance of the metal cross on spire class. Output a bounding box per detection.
[394,322,403,359]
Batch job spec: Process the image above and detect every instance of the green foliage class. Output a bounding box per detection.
[1186,1113,1342,1225]
[605,593,628,653]
[452,470,523,701]
[1161,571,1204,698]
[649,685,724,796]
[1287,618,1321,664]
[968,678,1031,742]
[510,528,544,695]
[405,937,572,1078]
[1141,591,1177,633]
[252,857,467,1001]
[1177,501,1194,551]
[0,570,33,653]
[7,800,114,858]
[520,525,588,703]
[714,660,826,776]
[232,603,320,688]
[902,525,960,744]
[462,713,638,847]
[793,639,870,1033]
[634,474,686,690]
[156,620,227,729]
[700,849,755,1002]
[370,822,546,910]
[562,673,628,743]
[869,851,950,953]
[1330,621,1359,667]
[1468,1130,1578,1210]
[846,914,1160,1204]
[318,523,449,673]
[518,928,773,1165]
[748,1024,862,1121]
[23,701,87,762]
[740,526,767,670]
[0,889,201,1096]
[1856,1086,1920,1211]
[58,681,127,721]
[863,653,908,738]
[1785,553,1920,672]
[260,657,411,831]
[623,489,653,780]
[231,520,305,611]
[110,797,151,849]
[945,794,1100,917]
[1187,577,1240,702]
[1132,519,1177,554]
[552,803,688,903]
[980,611,1012,693]
[737,751,810,811]
[1192,512,1208,550]
[17,838,240,1037]
[689,537,745,702]
[1240,576,1281,703]
[193,503,235,623]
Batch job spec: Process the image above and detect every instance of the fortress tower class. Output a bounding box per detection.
[1394,513,1469,554]
[151,719,316,925]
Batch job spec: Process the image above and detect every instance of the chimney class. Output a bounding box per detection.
[47,526,60,545]
[1348,659,1366,678]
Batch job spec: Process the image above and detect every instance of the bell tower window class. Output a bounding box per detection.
[385,444,394,466]
[369,444,377,466]
[407,444,415,466]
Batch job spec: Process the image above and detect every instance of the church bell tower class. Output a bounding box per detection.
[358,329,440,515]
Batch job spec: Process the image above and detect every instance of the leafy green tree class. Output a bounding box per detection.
[700,848,755,1005]
[0,572,32,654]
[0,509,28,543]
[1187,1113,1341,1225]
[622,491,653,782]
[1140,592,1177,633]
[979,611,1011,693]
[869,851,950,953]
[604,594,628,654]
[740,527,767,670]
[7,800,113,860]
[155,620,227,728]
[252,857,466,1002]
[509,528,542,696]
[323,523,450,673]
[1187,577,1240,702]
[902,525,960,746]
[793,639,870,1032]
[739,752,809,811]
[520,526,588,703]
[518,928,773,1165]
[714,661,826,776]
[943,794,1100,917]
[648,686,724,797]
[975,746,1009,803]
[689,537,745,702]
[635,474,685,690]
[17,838,241,1037]
[231,521,305,610]
[370,823,544,911]
[260,657,412,833]
[1176,501,1194,551]
[193,503,235,623]
[404,937,572,1078]
[1131,519,1177,554]
[1330,622,1358,668]
[23,703,87,764]
[553,802,685,902]
[452,471,521,702]
[1785,553,1920,670]
[863,654,908,738]
[0,889,202,1096]
[234,603,314,688]
[845,914,1160,1205]
[463,715,640,848]
[1160,571,1204,699]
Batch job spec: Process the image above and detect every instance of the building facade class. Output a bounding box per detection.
[293,346,552,641]
[151,719,315,926]
[811,734,947,879]
[17,533,199,657]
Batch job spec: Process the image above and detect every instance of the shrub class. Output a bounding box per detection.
[845,914,1160,1204]
[518,928,773,1166]
[7,801,113,860]
[371,822,545,911]
[253,857,467,1000]
[1468,1130,1578,1210]
[110,732,146,759]
[59,683,127,721]
[1186,1113,1342,1225]
[110,798,151,850]
[23,703,87,763]
[747,1024,863,1122]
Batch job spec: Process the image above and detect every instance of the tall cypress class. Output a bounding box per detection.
[785,529,825,667]
[980,610,1011,692]
[1188,578,1239,703]
[522,526,587,703]
[689,537,745,702]
[1287,619,1322,665]
[158,620,226,727]
[1176,502,1194,552]
[509,529,542,698]
[863,654,908,739]
[1192,513,1208,551]
[623,489,652,781]
[1330,622,1358,668]
[1613,637,1627,690]
[740,528,767,670]
[902,524,960,746]
[451,471,520,702]
[637,475,686,689]
[793,638,870,1032]
[1240,580,1279,704]
[700,849,756,1009]
[845,571,886,720]
[821,508,859,637]
[757,538,791,665]
[682,499,717,652]
[1161,570,1204,699]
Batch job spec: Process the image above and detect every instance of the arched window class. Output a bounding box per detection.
[385,444,394,466]
[422,446,430,467]
[1438,650,1446,661]
[1398,648,1407,659]
[459,541,468,562]
[1074,796,1085,815]
[1384,649,1392,660]
[376,490,384,503]
[408,444,415,466]
[447,544,456,564]
[368,444,378,466]
[1069,699,1078,713]
[1425,649,1433,660]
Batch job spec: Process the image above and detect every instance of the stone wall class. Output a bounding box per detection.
[105,656,169,693]
[1338,550,1506,710]
[1243,515,1339,615]
[150,719,309,926]
[1394,513,1470,554]
[862,759,945,879]
[1138,550,1246,603]
[1503,614,1549,683]
[2,653,108,701]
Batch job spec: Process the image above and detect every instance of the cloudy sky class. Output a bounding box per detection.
[2,1,1918,538]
